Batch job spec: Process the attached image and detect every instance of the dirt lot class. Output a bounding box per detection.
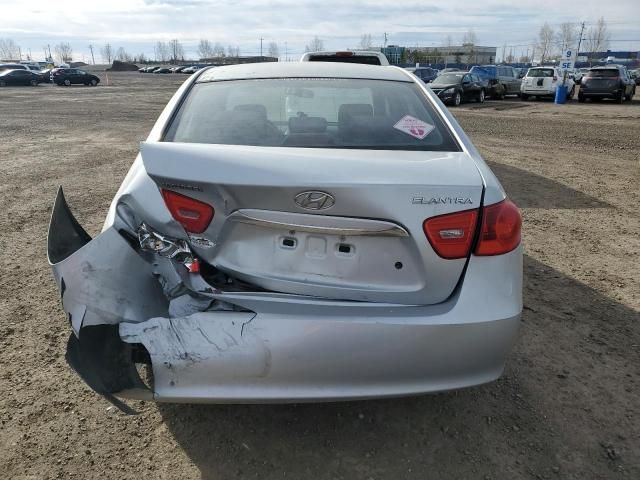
[1,72,638,480]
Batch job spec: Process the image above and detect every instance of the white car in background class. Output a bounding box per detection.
[521,67,575,100]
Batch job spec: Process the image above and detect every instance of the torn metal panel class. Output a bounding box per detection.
[47,187,92,264]
[50,226,169,334]
[120,312,267,396]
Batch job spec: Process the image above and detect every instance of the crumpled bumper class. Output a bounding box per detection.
[48,188,521,409]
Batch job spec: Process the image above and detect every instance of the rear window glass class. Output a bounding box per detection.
[164,78,460,151]
[306,55,382,65]
[527,69,554,78]
[433,73,464,84]
[469,66,496,79]
[586,69,619,78]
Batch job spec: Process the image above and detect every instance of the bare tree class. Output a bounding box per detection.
[100,43,113,64]
[115,47,132,62]
[213,42,225,57]
[197,39,214,59]
[462,29,477,45]
[169,39,184,63]
[584,17,610,60]
[536,23,555,63]
[305,36,324,53]
[154,41,169,62]
[268,42,279,58]
[359,34,373,50]
[136,53,147,63]
[557,22,577,54]
[54,42,73,63]
[462,29,478,65]
[443,35,453,67]
[0,38,21,60]
[227,45,240,57]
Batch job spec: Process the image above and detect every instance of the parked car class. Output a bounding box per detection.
[48,62,522,409]
[573,68,589,84]
[153,68,171,74]
[0,69,42,87]
[0,63,36,73]
[469,65,521,99]
[578,66,636,103]
[429,71,487,105]
[520,67,575,100]
[405,66,439,83]
[300,50,389,65]
[181,65,206,74]
[439,68,463,73]
[38,69,53,83]
[51,68,100,86]
[628,69,640,86]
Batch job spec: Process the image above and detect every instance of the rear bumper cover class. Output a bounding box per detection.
[48,188,522,405]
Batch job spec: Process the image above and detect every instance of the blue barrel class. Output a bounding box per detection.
[555,85,568,104]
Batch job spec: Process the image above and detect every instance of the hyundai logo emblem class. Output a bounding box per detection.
[294,191,335,210]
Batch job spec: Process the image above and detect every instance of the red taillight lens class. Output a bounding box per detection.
[161,189,214,234]
[423,209,479,259]
[475,199,521,256]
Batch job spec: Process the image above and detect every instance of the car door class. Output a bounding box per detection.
[507,67,520,93]
[15,70,32,85]
[461,74,475,100]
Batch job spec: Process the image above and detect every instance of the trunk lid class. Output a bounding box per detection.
[141,142,484,305]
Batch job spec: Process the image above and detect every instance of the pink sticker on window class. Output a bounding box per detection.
[393,115,435,140]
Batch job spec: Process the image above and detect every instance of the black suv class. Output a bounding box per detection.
[51,68,100,86]
[469,65,522,99]
[579,66,635,103]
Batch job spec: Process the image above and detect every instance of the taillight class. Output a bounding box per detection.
[423,209,479,259]
[475,199,521,256]
[423,199,522,259]
[161,189,214,233]
[553,76,558,81]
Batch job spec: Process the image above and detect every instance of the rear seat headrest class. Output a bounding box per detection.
[233,104,268,119]
[338,104,373,124]
[288,116,327,134]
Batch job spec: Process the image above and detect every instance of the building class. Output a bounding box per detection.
[414,44,496,65]
[577,50,640,67]
[380,44,496,66]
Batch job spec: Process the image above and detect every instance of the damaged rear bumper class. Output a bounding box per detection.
[48,188,521,406]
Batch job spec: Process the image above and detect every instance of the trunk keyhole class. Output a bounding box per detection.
[338,244,352,254]
[281,237,297,249]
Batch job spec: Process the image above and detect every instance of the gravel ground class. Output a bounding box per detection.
[0,72,638,480]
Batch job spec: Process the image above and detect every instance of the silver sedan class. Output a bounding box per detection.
[48,62,522,410]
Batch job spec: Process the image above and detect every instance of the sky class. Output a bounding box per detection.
[1,0,638,62]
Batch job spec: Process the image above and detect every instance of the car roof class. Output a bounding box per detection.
[196,62,413,83]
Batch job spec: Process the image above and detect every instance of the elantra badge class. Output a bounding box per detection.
[412,196,473,205]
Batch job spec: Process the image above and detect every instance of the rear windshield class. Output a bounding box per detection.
[164,78,460,151]
[306,55,382,65]
[586,69,619,78]
[432,73,464,84]
[527,68,554,78]
[469,66,496,79]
